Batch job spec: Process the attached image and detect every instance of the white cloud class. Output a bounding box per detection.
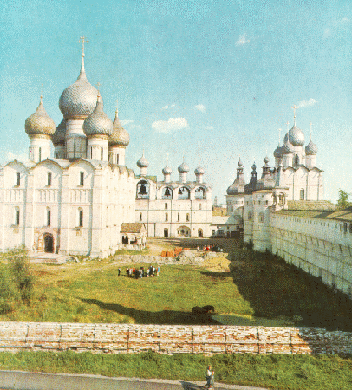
[120,120,134,126]
[195,104,206,113]
[152,118,188,133]
[323,28,331,38]
[296,99,317,108]
[235,34,250,46]
[161,104,176,110]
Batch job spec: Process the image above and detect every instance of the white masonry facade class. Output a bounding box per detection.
[0,48,213,257]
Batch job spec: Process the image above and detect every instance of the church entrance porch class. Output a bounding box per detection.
[44,234,54,253]
[177,226,191,237]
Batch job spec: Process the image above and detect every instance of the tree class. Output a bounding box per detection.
[337,189,352,210]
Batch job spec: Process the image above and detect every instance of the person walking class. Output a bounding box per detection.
[118,268,121,276]
[205,365,214,389]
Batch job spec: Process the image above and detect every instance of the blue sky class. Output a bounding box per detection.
[0,0,351,203]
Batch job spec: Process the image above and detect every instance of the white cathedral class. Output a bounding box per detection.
[0,47,212,258]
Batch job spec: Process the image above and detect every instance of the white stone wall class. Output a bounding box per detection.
[271,213,352,296]
[0,159,136,258]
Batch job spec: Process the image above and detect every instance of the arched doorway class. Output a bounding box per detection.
[198,229,203,237]
[177,226,191,237]
[44,234,54,253]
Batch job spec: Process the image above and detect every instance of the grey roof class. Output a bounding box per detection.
[83,96,113,136]
[52,119,66,145]
[305,140,318,155]
[59,67,98,119]
[178,161,190,173]
[289,125,305,146]
[137,152,149,168]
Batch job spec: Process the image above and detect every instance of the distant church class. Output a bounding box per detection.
[225,110,324,249]
[0,40,212,257]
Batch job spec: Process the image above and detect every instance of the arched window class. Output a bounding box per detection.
[16,172,21,186]
[14,207,20,226]
[300,189,304,200]
[165,203,168,209]
[195,187,206,199]
[178,212,180,221]
[162,187,173,199]
[248,211,252,221]
[186,213,190,222]
[47,172,52,186]
[136,180,149,199]
[80,172,84,186]
[259,212,264,223]
[77,208,83,228]
[199,203,202,210]
[140,212,142,221]
[39,147,42,162]
[46,207,51,227]
[178,186,190,200]
[165,213,168,222]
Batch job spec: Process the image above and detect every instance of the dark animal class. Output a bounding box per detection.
[192,305,215,315]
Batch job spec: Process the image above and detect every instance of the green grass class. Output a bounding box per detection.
[0,238,351,330]
[0,351,351,390]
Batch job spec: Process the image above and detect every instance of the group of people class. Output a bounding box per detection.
[118,265,160,279]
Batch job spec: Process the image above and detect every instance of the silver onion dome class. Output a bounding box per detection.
[25,96,56,136]
[282,143,294,154]
[52,119,66,146]
[195,166,205,175]
[109,110,130,147]
[226,183,237,195]
[251,163,257,171]
[305,140,318,155]
[274,145,282,158]
[162,165,172,175]
[289,125,305,146]
[59,65,98,119]
[137,152,149,168]
[83,94,113,136]
[178,161,190,173]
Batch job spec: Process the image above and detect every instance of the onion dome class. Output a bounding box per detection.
[289,125,305,146]
[25,96,56,135]
[283,132,289,144]
[137,151,149,168]
[162,165,172,175]
[282,143,294,154]
[195,166,205,174]
[227,183,237,195]
[178,161,190,173]
[59,59,98,119]
[251,162,257,171]
[83,94,113,136]
[264,156,270,165]
[274,145,282,158]
[52,119,66,146]
[305,140,318,155]
[109,107,130,147]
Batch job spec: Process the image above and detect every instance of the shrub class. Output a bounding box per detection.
[6,247,34,305]
[0,263,19,314]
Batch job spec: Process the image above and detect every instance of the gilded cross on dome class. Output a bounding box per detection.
[291,104,297,125]
[79,36,89,57]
